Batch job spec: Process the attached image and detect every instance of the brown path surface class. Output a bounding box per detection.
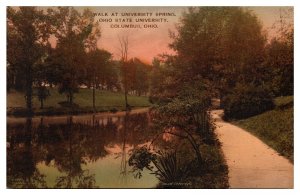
[212,110,293,188]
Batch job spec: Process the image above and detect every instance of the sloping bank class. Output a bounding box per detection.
[7,89,151,117]
[212,109,293,188]
[232,96,293,162]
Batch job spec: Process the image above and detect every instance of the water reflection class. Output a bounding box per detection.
[7,111,159,188]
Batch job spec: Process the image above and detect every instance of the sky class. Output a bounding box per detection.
[56,6,293,64]
[83,7,186,63]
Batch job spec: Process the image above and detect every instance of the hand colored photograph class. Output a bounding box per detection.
[6,6,294,189]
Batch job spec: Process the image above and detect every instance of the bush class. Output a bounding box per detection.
[109,107,118,113]
[8,107,34,117]
[58,101,79,108]
[223,84,274,119]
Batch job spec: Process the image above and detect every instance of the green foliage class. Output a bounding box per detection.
[58,73,80,104]
[152,151,189,185]
[128,146,156,179]
[169,7,266,89]
[265,39,293,96]
[149,89,215,171]
[84,49,119,90]
[121,58,151,96]
[128,147,189,186]
[7,7,102,110]
[35,86,50,109]
[154,87,213,136]
[7,7,51,110]
[128,130,229,188]
[149,57,167,103]
[223,83,274,119]
[36,86,50,100]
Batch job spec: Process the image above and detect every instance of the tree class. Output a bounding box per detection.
[220,8,266,96]
[85,49,112,110]
[223,83,274,119]
[149,57,166,103]
[7,7,51,113]
[120,58,151,96]
[264,8,293,96]
[265,39,293,96]
[55,32,85,105]
[132,58,151,96]
[34,57,51,109]
[118,36,130,110]
[146,8,273,166]
[169,7,227,83]
[81,9,102,110]
[36,86,50,109]
[169,7,266,95]
[104,61,121,91]
[38,45,67,88]
[162,7,268,116]
[48,7,98,105]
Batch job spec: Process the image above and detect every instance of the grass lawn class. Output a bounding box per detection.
[7,88,151,116]
[232,96,293,162]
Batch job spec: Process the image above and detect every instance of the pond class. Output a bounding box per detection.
[7,109,167,188]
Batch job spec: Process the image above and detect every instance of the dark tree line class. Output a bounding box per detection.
[7,7,151,112]
[7,7,293,118]
[149,7,293,119]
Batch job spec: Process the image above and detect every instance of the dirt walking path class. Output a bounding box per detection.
[212,110,293,188]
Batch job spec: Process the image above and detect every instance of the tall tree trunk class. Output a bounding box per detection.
[69,91,73,105]
[93,73,96,111]
[125,90,128,109]
[25,63,33,114]
[124,71,129,110]
[93,86,95,110]
[40,98,44,109]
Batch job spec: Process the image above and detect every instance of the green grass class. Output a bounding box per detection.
[274,96,294,107]
[7,88,151,116]
[232,96,293,162]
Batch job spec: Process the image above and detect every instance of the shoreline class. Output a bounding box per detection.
[7,106,151,119]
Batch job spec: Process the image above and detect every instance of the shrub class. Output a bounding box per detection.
[223,83,274,119]
[58,101,79,108]
[9,107,34,117]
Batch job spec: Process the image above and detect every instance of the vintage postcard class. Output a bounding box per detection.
[6,6,294,189]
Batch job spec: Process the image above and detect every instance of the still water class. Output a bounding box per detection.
[7,109,162,188]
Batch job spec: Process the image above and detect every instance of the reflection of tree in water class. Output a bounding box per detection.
[52,117,97,188]
[7,118,47,188]
[43,116,120,188]
[116,112,160,185]
[118,112,129,185]
[7,112,155,188]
